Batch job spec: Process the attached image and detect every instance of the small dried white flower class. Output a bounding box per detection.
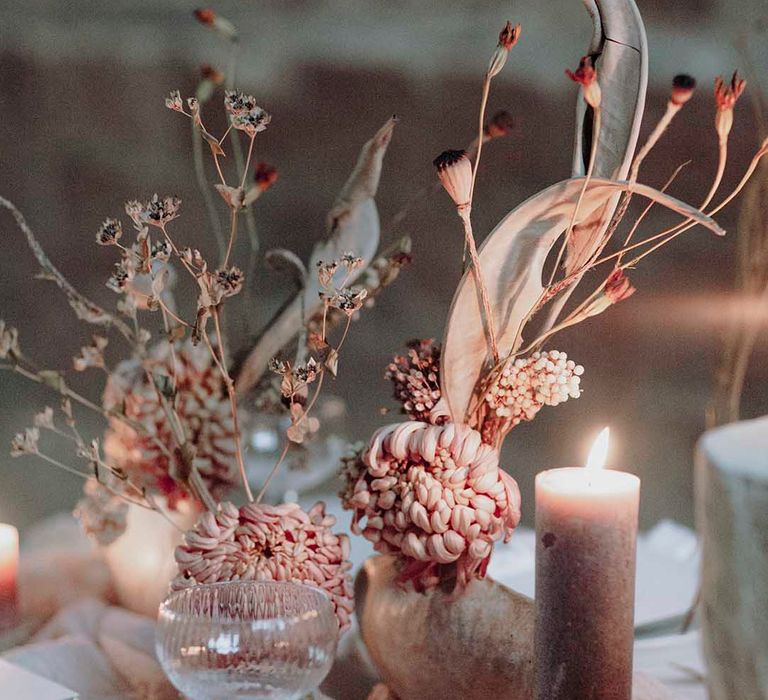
[125,195,181,228]
[11,427,40,457]
[0,321,20,360]
[74,477,129,546]
[317,261,339,289]
[96,218,123,246]
[33,406,55,430]
[327,287,368,315]
[73,335,108,372]
[165,90,184,112]
[225,90,271,135]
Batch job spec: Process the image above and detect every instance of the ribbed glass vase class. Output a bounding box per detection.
[156,580,338,700]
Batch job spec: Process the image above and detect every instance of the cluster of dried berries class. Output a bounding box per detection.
[224,89,271,136]
[340,421,520,592]
[173,500,354,629]
[74,477,129,546]
[103,340,240,507]
[483,350,584,425]
[385,339,443,423]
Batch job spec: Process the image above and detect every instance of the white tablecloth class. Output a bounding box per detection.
[1,512,708,699]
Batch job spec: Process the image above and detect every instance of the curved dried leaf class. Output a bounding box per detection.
[234,117,396,396]
[559,0,649,324]
[303,116,397,321]
[441,177,724,422]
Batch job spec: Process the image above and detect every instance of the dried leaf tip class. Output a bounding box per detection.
[488,21,521,79]
[433,150,472,209]
[670,74,696,106]
[566,56,601,109]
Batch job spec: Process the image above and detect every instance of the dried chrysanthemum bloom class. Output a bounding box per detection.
[433,150,472,209]
[483,350,584,427]
[385,339,443,423]
[173,501,354,630]
[714,71,746,141]
[341,421,521,593]
[103,340,240,507]
[670,74,696,107]
[566,55,601,109]
[74,477,129,546]
[96,218,123,246]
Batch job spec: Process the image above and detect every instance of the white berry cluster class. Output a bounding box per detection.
[483,350,584,425]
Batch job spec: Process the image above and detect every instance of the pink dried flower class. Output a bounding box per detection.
[483,110,514,139]
[433,150,472,209]
[200,64,224,84]
[103,340,240,508]
[73,334,108,372]
[173,501,354,630]
[487,21,521,78]
[74,477,129,546]
[254,162,278,191]
[193,8,216,26]
[603,267,636,304]
[566,56,601,109]
[670,74,696,107]
[714,71,746,140]
[385,339,443,423]
[340,421,521,593]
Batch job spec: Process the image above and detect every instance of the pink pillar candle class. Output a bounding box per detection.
[534,464,639,700]
[0,524,18,629]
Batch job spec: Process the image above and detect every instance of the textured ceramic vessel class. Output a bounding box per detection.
[355,555,535,700]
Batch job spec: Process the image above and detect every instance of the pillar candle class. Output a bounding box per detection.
[534,429,639,700]
[0,524,19,629]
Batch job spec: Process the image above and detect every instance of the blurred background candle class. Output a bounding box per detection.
[534,428,639,700]
[0,523,18,629]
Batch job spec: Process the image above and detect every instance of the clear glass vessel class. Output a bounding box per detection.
[156,580,338,700]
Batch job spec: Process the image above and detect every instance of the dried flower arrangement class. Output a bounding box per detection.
[340,12,768,600]
[0,6,507,631]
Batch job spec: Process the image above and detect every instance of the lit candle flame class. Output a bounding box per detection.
[585,427,610,470]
